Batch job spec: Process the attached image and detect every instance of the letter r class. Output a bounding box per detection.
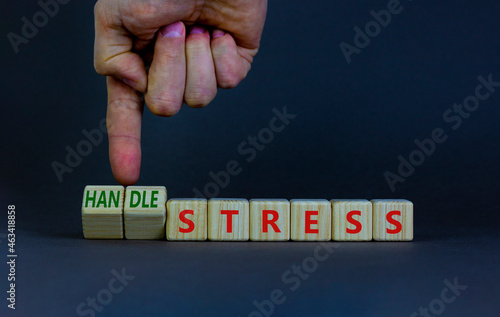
[262,210,281,233]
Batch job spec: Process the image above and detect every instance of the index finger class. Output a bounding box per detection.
[106,76,144,185]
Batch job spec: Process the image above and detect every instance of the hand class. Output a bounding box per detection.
[94,0,267,185]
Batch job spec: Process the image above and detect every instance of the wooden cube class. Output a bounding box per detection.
[331,199,372,241]
[290,199,331,241]
[372,199,413,241]
[250,199,290,241]
[167,199,207,241]
[208,199,249,241]
[82,185,124,239]
[124,186,166,240]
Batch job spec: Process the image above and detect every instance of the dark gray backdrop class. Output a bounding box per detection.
[0,0,499,316]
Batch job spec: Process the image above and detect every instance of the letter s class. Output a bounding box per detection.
[346,210,362,234]
[179,210,195,233]
[386,210,402,234]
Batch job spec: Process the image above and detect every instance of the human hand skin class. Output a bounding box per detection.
[94,0,267,185]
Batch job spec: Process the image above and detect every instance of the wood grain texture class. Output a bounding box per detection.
[208,199,249,241]
[81,185,124,239]
[372,199,413,241]
[250,199,290,241]
[124,186,166,240]
[331,199,372,241]
[290,199,332,241]
[167,199,207,241]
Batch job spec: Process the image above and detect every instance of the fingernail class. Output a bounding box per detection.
[212,30,225,39]
[190,26,206,35]
[160,22,183,38]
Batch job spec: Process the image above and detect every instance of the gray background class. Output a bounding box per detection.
[1,0,499,316]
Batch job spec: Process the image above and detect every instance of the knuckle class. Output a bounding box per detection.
[146,96,182,117]
[131,0,163,18]
[108,98,139,111]
[106,98,142,133]
[185,88,217,108]
[184,96,209,108]
[161,48,184,60]
[218,73,242,89]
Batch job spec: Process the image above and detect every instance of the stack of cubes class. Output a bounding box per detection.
[81,186,413,241]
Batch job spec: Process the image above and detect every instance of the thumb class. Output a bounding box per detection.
[93,2,148,92]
